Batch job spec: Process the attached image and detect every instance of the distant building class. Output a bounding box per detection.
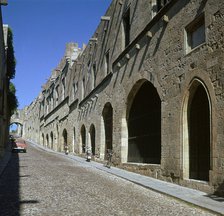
[21,0,224,196]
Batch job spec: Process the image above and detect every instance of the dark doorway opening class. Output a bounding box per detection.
[102,103,113,158]
[90,124,96,155]
[81,125,86,153]
[50,132,53,149]
[189,84,210,181]
[63,129,68,151]
[128,81,161,164]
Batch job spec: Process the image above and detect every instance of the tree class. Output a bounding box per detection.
[8,82,18,116]
[6,27,16,79]
[6,27,18,116]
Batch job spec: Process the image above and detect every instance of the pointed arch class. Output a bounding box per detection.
[127,80,161,164]
[73,127,76,153]
[90,124,96,155]
[63,129,68,151]
[102,102,113,159]
[42,133,45,146]
[81,125,86,153]
[50,131,54,149]
[182,79,211,181]
[46,134,49,148]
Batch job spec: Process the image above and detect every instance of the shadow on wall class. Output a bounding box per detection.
[0,153,39,215]
[211,183,224,199]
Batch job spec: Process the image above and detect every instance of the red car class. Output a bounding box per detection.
[12,139,27,153]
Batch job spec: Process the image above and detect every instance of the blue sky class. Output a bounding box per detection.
[2,0,111,109]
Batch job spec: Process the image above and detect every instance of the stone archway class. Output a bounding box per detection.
[10,110,24,137]
[90,124,96,155]
[50,132,54,149]
[9,122,23,137]
[127,80,161,164]
[46,134,49,147]
[63,129,68,152]
[183,79,211,181]
[102,103,113,159]
[81,125,86,153]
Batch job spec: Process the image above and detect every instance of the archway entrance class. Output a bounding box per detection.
[42,133,44,146]
[102,103,113,158]
[81,125,86,153]
[50,132,53,149]
[46,134,49,147]
[90,124,96,155]
[188,84,210,181]
[9,122,23,137]
[63,129,68,152]
[127,81,161,164]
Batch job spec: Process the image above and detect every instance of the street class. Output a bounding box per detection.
[0,142,216,216]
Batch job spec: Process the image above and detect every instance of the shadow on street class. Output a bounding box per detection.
[0,152,38,215]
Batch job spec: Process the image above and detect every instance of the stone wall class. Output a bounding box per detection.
[22,0,224,195]
[0,3,8,157]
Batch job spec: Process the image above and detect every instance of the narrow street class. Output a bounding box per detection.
[0,142,216,216]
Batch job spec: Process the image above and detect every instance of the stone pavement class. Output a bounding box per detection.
[1,140,224,215]
[0,144,12,177]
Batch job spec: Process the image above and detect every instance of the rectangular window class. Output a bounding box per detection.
[105,51,110,75]
[122,8,130,48]
[185,14,205,53]
[62,78,65,100]
[91,63,96,90]
[73,82,78,99]
[82,78,85,100]
[55,86,59,106]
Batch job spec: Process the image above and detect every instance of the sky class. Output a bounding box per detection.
[2,0,112,109]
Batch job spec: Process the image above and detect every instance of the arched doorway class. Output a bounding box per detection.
[50,132,53,149]
[102,103,113,157]
[9,122,23,137]
[46,134,49,148]
[63,129,68,152]
[81,125,86,153]
[127,80,161,164]
[42,133,44,146]
[90,124,96,155]
[73,127,76,153]
[187,82,210,181]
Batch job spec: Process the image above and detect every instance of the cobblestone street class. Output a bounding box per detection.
[0,142,217,216]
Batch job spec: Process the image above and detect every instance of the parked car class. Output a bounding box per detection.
[12,139,27,153]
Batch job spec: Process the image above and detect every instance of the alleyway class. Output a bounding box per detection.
[0,142,216,216]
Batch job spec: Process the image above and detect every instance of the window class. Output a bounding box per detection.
[73,82,78,99]
[92,62,96,75]
[55,86,59,106]
[82,78,85,100]
[91,63,96,90]
[62,78,65,100]
[105,51,110,75]
[157,0,170,12]
[122,8,130,49]
[185,14,205,53]
[87,60,91,70]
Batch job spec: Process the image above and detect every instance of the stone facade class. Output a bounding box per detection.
[21,0,224,195]
[0,2,8,157]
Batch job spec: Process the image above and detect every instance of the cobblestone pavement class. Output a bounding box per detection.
[0,143,218,216]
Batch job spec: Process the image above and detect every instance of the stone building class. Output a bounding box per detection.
[22,0,224,195]
[0,0,8,157]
